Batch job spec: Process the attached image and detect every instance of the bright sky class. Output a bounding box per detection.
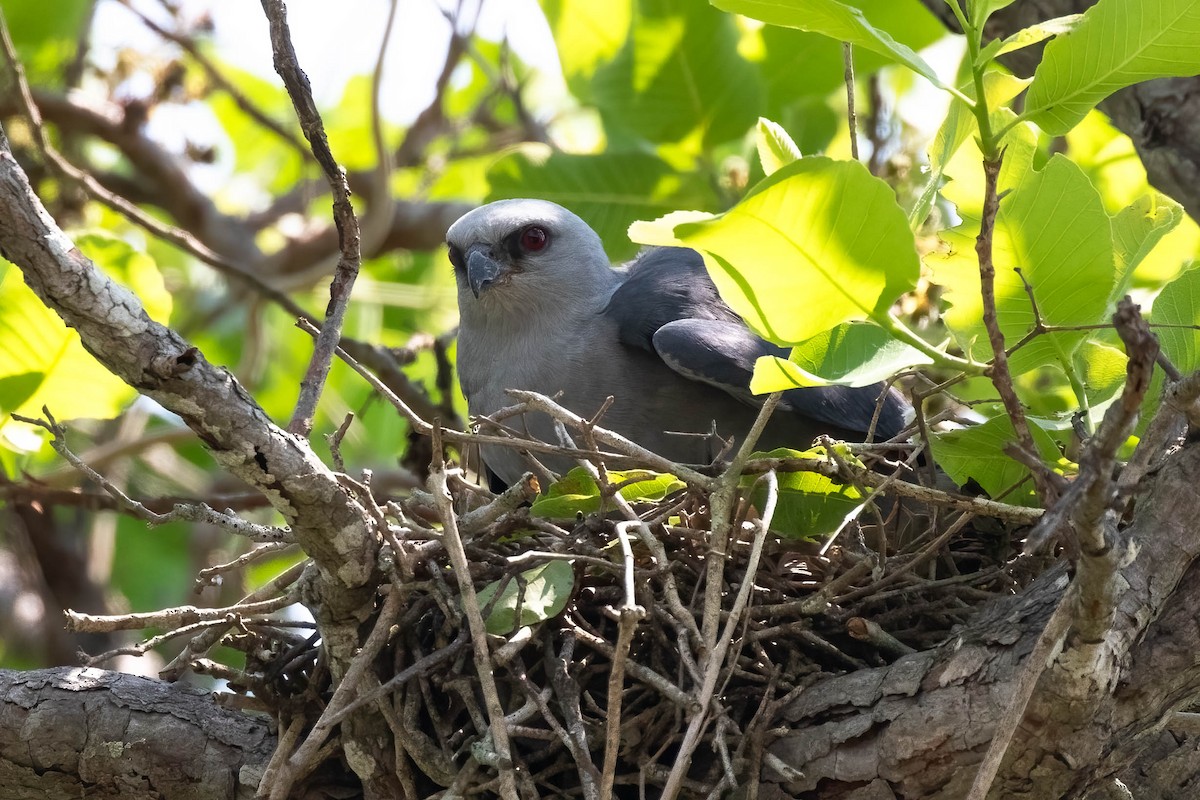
[91,0,564,124]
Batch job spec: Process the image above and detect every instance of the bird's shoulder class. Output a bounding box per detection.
[603,246,740,352]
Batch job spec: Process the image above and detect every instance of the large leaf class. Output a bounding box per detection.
[1152,266,1200,373]
[476,561,576,635]
[3,0,90,83]
[488,147,719,260]
[542,0,633,102]
[930,416,1064,506]
[936,154,1115,375]
[1024,0,1200,135]
[744,446,866,539]
[752,0,944,99]
[750,321,932,390]
[531,467,686,518]
[207,60,305,195]
[590,0,763,149]
[1110,193,1184,303]
[714,0,948,90]
[632,157,919,345]
[0,234,172,453]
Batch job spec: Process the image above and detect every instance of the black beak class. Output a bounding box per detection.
[466,245,507,299]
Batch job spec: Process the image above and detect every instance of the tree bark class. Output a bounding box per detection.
[760,441,1200,799]
[0,667,274,800]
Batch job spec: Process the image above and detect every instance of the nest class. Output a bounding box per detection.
[232,463,1038,799]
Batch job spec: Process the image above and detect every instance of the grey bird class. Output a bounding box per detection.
[447,199,910,488]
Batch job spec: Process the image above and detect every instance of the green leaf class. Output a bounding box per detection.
[0,233,172,453]
[591,0,763,149]
[756,117,802,176]
[753,2,943,154]
[971,0,1021,29]
[207,61,305,196]
[531,467,686,518]
[714,0,949,91]
[1024,0,1200,135]
[936,154,1115,376]
[744,446,865,539]
[542,0,633,102]
[632,157,920,345]
[1110,193,1184,303]
[0,285,123,450]
[910,70,1029,229]
[750,321,933,391]
[1152,265,1200,373]
[477,561,576,635]
[1075,340,1129,421]
[930,416,1064,506]
[488,147,719,260]
[992,15,1082,59]
[0,371,42,417]
[3,0,89,83]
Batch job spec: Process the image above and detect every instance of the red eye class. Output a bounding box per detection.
[519,225,549,253]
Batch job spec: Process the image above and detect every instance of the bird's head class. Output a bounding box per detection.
[446,199,611,312]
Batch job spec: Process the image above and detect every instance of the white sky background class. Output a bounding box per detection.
[92,0,565,123]
[87,0,963,202]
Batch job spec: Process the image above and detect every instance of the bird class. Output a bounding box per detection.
[447,199,911,489]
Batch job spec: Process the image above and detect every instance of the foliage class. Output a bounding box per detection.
[0,0,1198,700]
[2,0,1200,796]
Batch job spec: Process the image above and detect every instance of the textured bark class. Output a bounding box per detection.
[918,0,1200,224]
[0,667,274,800]
[760,442,1200,799]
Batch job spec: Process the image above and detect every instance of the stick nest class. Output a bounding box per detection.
[243,468,1041,799]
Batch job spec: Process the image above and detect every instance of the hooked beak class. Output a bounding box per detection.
[466,245,508,299]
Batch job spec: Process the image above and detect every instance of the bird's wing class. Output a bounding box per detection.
[605,247,909,442]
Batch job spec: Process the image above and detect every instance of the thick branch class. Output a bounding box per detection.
[0,667,276,800]
[764,439,1200,799]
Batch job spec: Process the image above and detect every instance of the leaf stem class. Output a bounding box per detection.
[879,313,985,374]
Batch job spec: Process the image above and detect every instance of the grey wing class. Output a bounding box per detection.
[603,246,909,442]
[651,319,910,442]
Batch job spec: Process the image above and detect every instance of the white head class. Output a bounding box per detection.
[446,199,614,318]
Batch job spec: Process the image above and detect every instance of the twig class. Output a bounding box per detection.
[846,617,916,657]
[429,428,520,800]
[66,592,297,634]
[260,0,363,438]
[511,390,716,489]
[700,393,782,657]
[325,635,470,727]
[161,560,311,680]
[975,152,1053,507]
[600,522,649,800]
[326,413,355,472]
[195,542,295,590]
[117,0,311,158]
[267,586,404,800]
[661,471,778,800]
[843,42,858,161]
[0,13,312,318]
[13,410,291,542]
